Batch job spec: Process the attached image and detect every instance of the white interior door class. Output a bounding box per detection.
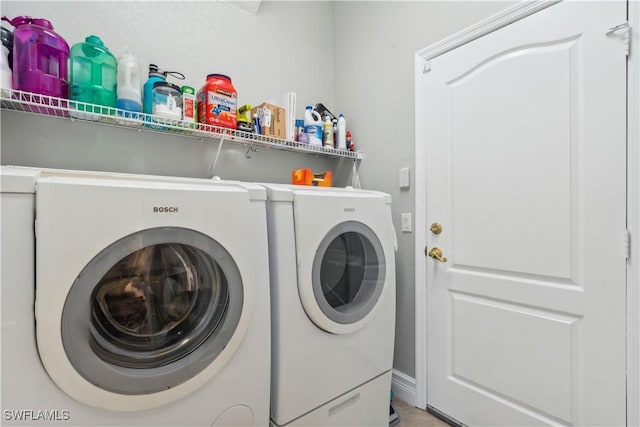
[422,1,627,425]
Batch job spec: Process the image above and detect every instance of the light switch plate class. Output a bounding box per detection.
[401,213,412,232]
[399,167,410,189]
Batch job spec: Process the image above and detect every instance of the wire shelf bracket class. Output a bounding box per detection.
[1,88,363,161]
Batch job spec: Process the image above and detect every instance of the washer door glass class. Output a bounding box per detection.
[311,221,386,326]
[62,228,243,395]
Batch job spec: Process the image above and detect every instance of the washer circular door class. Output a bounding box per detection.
[300,221,386,334]
[61,227,245,396]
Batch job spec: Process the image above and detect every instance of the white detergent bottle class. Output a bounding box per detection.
[337,114,347,150]
[304,105,323,146]
[116,47,142,113]
[0,45,11,91]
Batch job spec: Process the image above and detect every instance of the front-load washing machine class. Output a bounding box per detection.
[263,184,396,426]
[1,166,271,426]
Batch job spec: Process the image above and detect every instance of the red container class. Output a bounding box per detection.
[197,74,237,129]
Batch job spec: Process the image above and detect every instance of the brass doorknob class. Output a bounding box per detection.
[430,223,442,234]
[426,247,448,263]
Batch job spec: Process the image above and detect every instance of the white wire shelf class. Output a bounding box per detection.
[0,89,363,161]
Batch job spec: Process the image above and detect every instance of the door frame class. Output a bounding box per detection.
[627,1,639,424]
[413,1,639,423]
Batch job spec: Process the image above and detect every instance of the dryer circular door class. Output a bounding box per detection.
[59,227,246,402]
[300,221,386,334]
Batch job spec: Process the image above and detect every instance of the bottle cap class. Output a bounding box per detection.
[85,35,104,47]
[181,86,195,95]
[148,64,165,78]
[207,73,231,81]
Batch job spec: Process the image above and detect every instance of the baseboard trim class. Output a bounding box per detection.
[391,369,416,407]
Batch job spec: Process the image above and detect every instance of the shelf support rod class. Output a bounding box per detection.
[209,133,227,178]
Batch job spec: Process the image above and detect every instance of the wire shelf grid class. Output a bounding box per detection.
[0,89,363,160]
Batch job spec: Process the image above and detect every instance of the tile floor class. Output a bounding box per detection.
[393,398,451,427]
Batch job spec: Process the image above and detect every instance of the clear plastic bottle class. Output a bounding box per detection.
[116,47,141,113]
[152,81,182,120]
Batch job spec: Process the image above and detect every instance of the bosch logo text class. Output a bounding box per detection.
[153,207,179,213]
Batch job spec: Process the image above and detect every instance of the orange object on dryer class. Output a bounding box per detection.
[292,169,332,187]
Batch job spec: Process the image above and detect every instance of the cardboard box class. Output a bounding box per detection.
[251,103,286,139]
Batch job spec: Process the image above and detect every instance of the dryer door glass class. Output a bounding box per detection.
[90,243,225,368]
[312,221,386,325]
[61,227,244,395]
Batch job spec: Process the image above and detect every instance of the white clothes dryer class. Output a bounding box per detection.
[263,184,396,427]
[1,166,271,426]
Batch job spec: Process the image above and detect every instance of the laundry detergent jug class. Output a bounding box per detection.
[116,47,142,114]
[304,105,323,146]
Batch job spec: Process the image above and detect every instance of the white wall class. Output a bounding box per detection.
[332,1,514,377]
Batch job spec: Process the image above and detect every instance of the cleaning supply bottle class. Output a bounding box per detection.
[143,64,184,114]
[2,16,69,98]
[69,35,117,108]
[337,114,347,150]
[323,115,334,148]
[116,47,141,113]
[304,105,323,146]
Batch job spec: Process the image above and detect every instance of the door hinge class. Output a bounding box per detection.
[624,229,631,261]
[606,22,631,56]
[423,60,431,73]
